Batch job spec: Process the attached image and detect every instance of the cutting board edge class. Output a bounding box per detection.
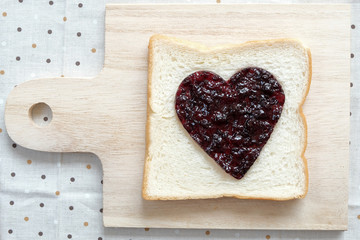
[103,216,348,230]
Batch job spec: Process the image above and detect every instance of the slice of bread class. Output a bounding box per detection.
[143,35,311,201]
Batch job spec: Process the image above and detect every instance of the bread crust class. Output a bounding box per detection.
[142,34,311,201]
[142,36,155,200]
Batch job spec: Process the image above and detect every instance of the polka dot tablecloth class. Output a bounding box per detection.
[0,0,359,239]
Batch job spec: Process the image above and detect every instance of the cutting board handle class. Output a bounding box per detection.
[5,77,98,153]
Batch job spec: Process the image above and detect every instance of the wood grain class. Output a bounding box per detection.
[5,4,350,230]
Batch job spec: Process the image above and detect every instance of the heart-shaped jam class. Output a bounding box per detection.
[175,67,285,179]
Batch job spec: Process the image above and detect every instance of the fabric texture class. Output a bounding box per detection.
[0,0,359,239]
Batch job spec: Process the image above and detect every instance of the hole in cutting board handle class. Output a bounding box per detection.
[29,102,53,127]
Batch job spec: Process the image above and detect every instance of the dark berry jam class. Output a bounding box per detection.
[175,67,285,179]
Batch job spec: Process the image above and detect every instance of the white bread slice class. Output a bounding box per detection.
[143,35,311,201]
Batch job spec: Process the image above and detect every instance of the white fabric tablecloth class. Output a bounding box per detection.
[0,0,359,239]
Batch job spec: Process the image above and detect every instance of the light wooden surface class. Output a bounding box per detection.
[5,4,350,230]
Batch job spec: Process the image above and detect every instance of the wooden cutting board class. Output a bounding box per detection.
[5,4,350,230]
